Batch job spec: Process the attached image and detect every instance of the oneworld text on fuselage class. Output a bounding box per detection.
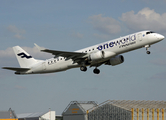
[97,34,136,50]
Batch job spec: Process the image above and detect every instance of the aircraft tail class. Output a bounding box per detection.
[13,46,40,68]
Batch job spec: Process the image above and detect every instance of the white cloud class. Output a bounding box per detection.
[93,33,111,40]
[14,85,26,90]
[120,8,166,31]
[14,34,24,39]
[141,0,166,2]
[19,46,52,59]
[71,32,83,39]
[0,46,52,59]
[7,25,25,34]
[7,25,26,39]
[89,14,121,34]
[150,72,166,80]
[0,47,14,58]
[150,58,166,66]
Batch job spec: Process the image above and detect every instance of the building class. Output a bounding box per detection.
[62,101,98,120]
[17,111,55,120]
[88,100,131,120]
[0,108,17,120]
[62,100,166,120]
[55,115,63,120]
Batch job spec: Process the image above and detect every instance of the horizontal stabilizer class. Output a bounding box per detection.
[2,67,30,71]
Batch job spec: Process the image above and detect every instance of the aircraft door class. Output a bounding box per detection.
[42,62,46,71]
[137,33,142,42]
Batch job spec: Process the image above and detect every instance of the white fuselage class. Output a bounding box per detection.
[26,31,164,74]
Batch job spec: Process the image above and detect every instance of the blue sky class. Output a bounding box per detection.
[1,0,166,115]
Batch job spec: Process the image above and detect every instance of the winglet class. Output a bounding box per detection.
[34,43,46,51]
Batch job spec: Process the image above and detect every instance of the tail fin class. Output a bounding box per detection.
[13,46,39,68]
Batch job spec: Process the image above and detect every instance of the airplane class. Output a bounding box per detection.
[2,30,165,75]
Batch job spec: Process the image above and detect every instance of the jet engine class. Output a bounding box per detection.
[89,51,104,61]
[106,55,124,66]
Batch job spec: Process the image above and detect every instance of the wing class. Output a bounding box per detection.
[2,67,30,71]
[35,43,88,62]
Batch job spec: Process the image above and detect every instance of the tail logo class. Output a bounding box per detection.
[17,52,32,59]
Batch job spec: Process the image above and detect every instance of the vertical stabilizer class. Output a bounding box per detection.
[13,46,39,68]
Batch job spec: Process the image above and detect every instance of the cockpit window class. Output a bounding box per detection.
[146,31,155,35]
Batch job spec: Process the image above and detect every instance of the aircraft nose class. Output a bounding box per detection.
[158,34,165,40]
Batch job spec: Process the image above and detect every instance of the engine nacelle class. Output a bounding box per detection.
[89,51,104,61]
[106,55,124,66]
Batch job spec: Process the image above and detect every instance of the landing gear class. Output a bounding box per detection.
[80,66,87,72]
[145,45,151,54]
[80,65,100,74]
[146,51,150,54]
[93,68,100,74]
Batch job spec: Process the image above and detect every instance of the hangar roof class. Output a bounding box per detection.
[88,100,166,112]
[17,112,47,118]
[63,101,97,114]
[0,108,17,118]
